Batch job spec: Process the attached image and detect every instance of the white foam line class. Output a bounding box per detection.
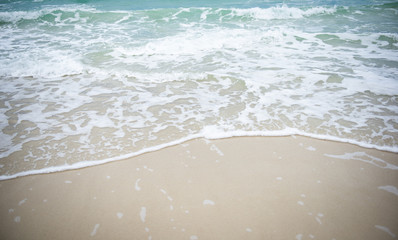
[375,225,396,238]
[325,152,398,170]
[378,186,398,196]
[202,129,398,153]
[0,134,202,181]
[1,130,397,181]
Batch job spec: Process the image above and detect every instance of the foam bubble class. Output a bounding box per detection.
[140,207,146,223]
[135,179,141,191]
[203,200,215,205]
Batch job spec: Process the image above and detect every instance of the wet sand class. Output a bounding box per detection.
[0,136,397,240]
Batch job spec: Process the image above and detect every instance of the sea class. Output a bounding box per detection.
[0,0,397,179]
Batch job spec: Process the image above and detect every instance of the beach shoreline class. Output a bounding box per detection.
[0,136,397,240]
[1,1,398,239]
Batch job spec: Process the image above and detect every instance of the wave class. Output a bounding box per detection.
[0,4,339,25]
[0,5,97,23]
[1,128,397,181]
[0,53,87,78]
[226,5,336,20]
[1,1,397,181]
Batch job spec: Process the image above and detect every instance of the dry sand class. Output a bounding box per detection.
[0,136,397,240]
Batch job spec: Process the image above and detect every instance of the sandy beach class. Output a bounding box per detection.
[1,1,398,239]
[0,136,397,240]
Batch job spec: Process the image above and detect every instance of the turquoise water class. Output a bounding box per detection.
[0,0,397,179]
[2,0,397,10]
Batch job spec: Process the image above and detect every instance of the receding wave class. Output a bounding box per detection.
[0,2,397,180]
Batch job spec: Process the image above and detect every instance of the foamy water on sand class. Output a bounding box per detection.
[0,0,397,179]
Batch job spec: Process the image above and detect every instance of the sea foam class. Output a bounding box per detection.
[0,3,397,179]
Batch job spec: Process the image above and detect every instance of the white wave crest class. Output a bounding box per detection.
[0,5,97,23]
[230,5,336,20]
[0,11,43,23]
[0,53,86,78]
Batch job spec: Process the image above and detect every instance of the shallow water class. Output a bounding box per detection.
[0,0,397,179]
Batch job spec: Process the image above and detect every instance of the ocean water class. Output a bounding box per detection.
[0,0,397,179]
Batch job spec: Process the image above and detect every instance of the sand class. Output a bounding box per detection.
[0,136,397,240]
